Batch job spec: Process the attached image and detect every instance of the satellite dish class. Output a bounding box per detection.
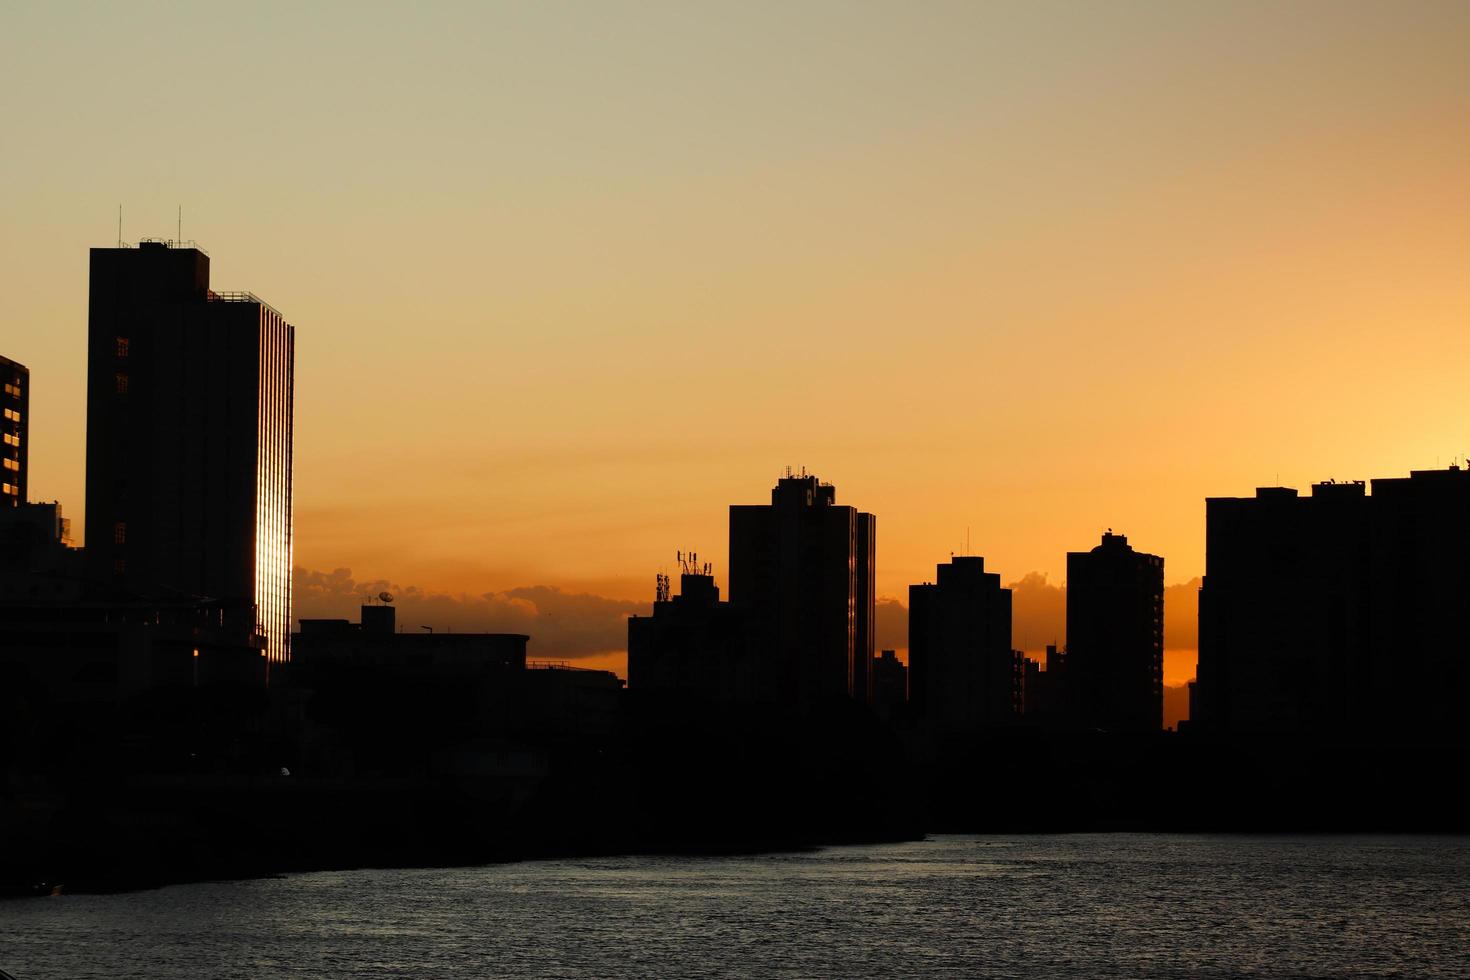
[379,591,394,604]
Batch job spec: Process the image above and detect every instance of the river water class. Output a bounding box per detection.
[2,835,1467,978]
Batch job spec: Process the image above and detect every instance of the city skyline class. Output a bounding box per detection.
[7,3,1470,702]
[5,9,1470,970]
[6,3,1469,623]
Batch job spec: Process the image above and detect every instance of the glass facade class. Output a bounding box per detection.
[85,243,295,674]
[254,306,295,665]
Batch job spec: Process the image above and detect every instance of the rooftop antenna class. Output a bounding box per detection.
[966,526,970,557]
[117,205,122,248]
[177,205,182,244]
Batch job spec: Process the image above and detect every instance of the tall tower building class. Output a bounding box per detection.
[1,355,28,507]
[1066,532,1164,732]
[728,472,876,704]
[84,241,295,666]
[908,556,1019,730]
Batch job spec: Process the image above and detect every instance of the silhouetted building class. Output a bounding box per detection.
[1020,643,1070,727]
[295,603,528,674]
[1066,532,1164,732]
[1197,482,1369,734]
[1,355,27,507]
[84,241,294,667]
[294,603,622,745]
[0,594,266,706]
[909,556,1019,730]
[728,472,875,705]
[627,557,754,700]
[1198,469,1470,736]
[870,648,908,721]
[0,502,78,596]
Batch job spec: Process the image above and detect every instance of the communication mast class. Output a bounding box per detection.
[677,550,711,577]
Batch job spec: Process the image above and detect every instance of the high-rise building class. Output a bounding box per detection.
[84,240,295,667]
[1,355,28,507]
[1066,532,1164,732]
[1196,483,1368,734]
[728,471,875,704]
[1198,469,1470,735]
[908,556,1019,730]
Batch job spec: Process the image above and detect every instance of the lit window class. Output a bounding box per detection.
[114,521,127,545]
[115,373,129,395]
[2,458,17,471]
[116,337,130,357]
[2,483,14,495]
[113,559,126,575]
[2,408,17,421]
[3,433,17,446]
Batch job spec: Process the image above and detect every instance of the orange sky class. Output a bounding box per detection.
[4,2,1469,675]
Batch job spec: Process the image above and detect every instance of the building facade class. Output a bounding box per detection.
[1066,532,1164,732]
[1197,469,1470,736]
[628,565,755,701]
[870,648,908,721]
[84,241,295,667]
[1,354,27,507]
[728,472,875,705]
[908,556,1019,730]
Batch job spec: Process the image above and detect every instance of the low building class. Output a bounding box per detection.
[870,649,908,721]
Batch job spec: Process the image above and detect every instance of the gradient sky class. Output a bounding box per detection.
[4,2,1469,675]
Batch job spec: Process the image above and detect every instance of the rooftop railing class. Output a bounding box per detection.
[206,290,285,319]
[136,238,209,256]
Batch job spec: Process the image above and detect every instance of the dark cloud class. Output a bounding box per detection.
[1163,577,1201,651]
[866,573,1202,656]
[875,596,908,652]
[293,567,642,660]
[1009,572,1067,652]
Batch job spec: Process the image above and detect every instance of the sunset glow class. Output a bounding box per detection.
[5,2,1469,678]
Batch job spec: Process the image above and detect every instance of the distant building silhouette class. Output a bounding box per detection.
[729,472,875,704]
[84,241,295,667]
[1020,643,1071,727]
[1,354,27,507]
[909,556,1019,730]
[627,556,754,700]
[1198,469,1470,735]
[296,601,528,673]
[294,602,623,743]
[1066,532,1163,732]
[870,648,908,721]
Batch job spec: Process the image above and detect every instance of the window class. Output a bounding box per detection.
[3,433,17,446]
[2,408,17,421]
[2,458,17,472]
[116,337,130,357]
[113,559,126,576]
[2,483,15,496]
[115,373,129,395]
[113,521,127,545]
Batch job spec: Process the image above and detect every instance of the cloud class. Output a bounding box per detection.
[293,567,643,660]
[875,596,908,652]
[1009,571,1067,652]
[865,572,1201,656]
[1163,577,1201,651]
[292,568,1202,663]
